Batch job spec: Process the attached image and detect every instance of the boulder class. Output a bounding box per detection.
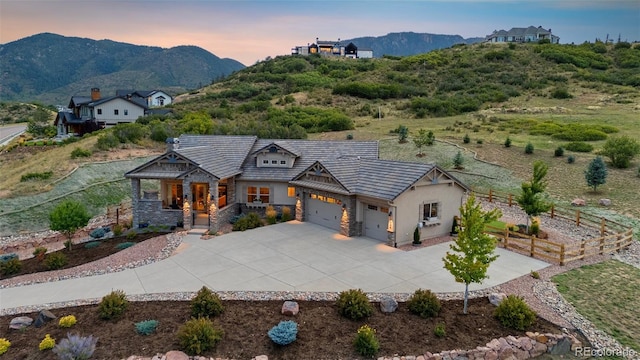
[253,356,269,360]
[488,293,507,306]
[34,309,57,328]
[536,334,548,344]
[281,301,299,316]
[165,351,189,360]
[549,337,572,355]
[599,198,612,206]
[571,198,586,207]
[9,316,33,330]
[380,296,398,313]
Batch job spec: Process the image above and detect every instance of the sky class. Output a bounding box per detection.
[1,0,639,66]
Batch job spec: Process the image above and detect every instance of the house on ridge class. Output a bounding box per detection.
[125,135,469,247]
[485,26,559,44]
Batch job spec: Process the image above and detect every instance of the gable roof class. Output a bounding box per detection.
[54,111,85,125]
[88,96,147,109]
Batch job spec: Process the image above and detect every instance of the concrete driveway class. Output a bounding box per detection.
[0,221,549,311]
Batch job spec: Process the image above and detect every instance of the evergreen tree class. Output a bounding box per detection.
[453,151,464,169]
[443,193,501,314]
[585,156,608,192]
[413,129,430,156]
[516,161,551,232]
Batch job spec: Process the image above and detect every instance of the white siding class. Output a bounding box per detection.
[235,181,296,206]
[94,98,145,127]
[150,91,172,107]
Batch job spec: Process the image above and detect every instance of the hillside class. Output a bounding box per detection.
[0,33,245,105]
[343,31,484,57]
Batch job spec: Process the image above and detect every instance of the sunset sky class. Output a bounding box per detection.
[1,0,639,66]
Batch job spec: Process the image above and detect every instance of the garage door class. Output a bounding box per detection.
[364,205,389,241]
[306,197,342,231]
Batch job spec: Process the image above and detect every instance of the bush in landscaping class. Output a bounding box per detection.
[95,133,119,150]
[268,320,298,345]
[407,288,442,318]
[568,155,576,164]
[434,323,446,338]
[524,143,534,154]
[530,271,540,279]
[504,137,512,148]
[115,242,136,250]
[89,228,106,239]
[0,257,21,275]
[112,224,124,236]
[45,252,68,270]
[39,334,56,351]
[477,139,484,145]
[554,147,564,157]
[336,289,373,320]
[59,315,77,328]
[84,241,101,249]
[0,338,10,355]
[20,171,53,182]
[135,320,159,335]
[600,135,640,168]
[229,213,246,225]
[463,134,470,144]
[98,290,129,320]
[346,133,353,140]
[33,246,47,260]
[70,147,92,159]
[0,253,18,263]
[232,212,262,231]
[191,286,224,318]
[565,142,594,153]
[494,295,537,330]
[177,317,223,355]
[52,333,97,360]
[126,231,137,240]
[281,206,292,222]
[265,205,277,224]
[353,324,379,357]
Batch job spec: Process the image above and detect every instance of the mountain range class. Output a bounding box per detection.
[1,32,484,105]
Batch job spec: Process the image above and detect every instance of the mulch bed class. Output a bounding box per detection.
[0,298,563,359]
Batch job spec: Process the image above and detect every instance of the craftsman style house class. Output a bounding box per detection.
[125,135,468,247]
[292,38,373,59]
[486,26,559,44]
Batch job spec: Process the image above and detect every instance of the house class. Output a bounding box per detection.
[125,135,469,247]
[486,26,559,44]
[292,38,373,59]
[115,89,173,107]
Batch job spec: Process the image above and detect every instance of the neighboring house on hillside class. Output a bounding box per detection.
[292,38,373,59]
[55,87,172,136]
[486,26,559,44]
[125,135,468,247]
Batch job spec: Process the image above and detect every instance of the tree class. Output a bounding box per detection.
[397,125,408,143]
[443,193,501,314]
[49,200,91,244]
[413,129,433,156]
[600,136,640,169]
[585,156,607,192]
[516,161,551,232]
[453,151,464,169]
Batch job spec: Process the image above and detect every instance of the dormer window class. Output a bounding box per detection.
[271,160,278,164]
[263,160,269,164]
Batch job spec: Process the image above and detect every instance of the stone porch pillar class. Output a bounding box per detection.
[131,178,140,228]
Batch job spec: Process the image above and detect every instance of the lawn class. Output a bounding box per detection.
[552,260,640,352]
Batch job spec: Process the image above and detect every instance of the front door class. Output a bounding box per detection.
[191,183,209,226]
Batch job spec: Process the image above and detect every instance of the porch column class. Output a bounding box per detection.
[182,179,192,230]
[208,181,218,234]
[131,178,140,228]
[295,191,303,221]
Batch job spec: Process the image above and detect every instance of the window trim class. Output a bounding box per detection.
[114,109,119,115]
[247,186,270,203]
[422,202,440,221]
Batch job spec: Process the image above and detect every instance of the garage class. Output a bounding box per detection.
[364,204,389,241]
[306,195,342,231]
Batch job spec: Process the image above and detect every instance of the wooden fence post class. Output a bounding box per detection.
[560,244,565,266]
[530,237,536,257]
[508,194,512,207]
[576,210,581,227]
[599,236,605,255]
[600,218,606,237]
[489,189,493,203]
[550,205,555,219]
[116,208,119,225]
[504,230,509,250]
[580,240,585,258]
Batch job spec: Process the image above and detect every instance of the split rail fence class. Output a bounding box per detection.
[475,189,634,266]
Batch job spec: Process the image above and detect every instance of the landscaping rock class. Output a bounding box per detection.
[488,292,507,306]
[571,198,586,207]
[380,296,398,313]
[253,356,269,360]
[549,337,572,355]
[165,350,189,360]
[34,309,57,328]
[598,198,612,206]
[281,301,299,316]
[9,316,33,330]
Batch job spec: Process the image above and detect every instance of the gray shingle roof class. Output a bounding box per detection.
[175,146,241,179]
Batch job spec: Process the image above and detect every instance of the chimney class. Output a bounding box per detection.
[91,88,101,101]
[166,137,180,151]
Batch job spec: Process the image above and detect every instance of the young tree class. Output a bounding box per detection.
[585,156,608,192]
[413,129,432,156]
[397,125,409,143]
[443,193,502,314]
[49,200,91,244]
[600,135,640,169]
[453,151,464,169]
[516,161,551,232]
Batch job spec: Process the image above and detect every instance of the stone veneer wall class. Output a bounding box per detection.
[136,200,183,228]
[216,204,239,231]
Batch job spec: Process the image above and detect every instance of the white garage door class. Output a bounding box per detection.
[364,205,389,242]
[306,198,342,231]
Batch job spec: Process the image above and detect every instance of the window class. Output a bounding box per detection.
[271,160,278,164]
[288,187,295,197]
[97,109,102,115]
[280,160,287,165]
[247,186,269,203]
[423,202,439,221]
[263,160,269,164]
[124,109,128,116]
[367,205,377,210]
[114,109,119,115]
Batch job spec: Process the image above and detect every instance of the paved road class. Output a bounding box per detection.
[0,222,550,312]
[0,123,27,146]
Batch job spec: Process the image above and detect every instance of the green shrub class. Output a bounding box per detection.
[530,222,540,236]
[353,324,379,357]
[463,134,470,144]
[52,333,97,360]
[45,252,68,270]
[336,289,373,320]
[90,228,107,239]
[98,290,129,320]
[0,253,18,263]
[265,205,277,225]
[33,246,47,259]
[0,338,9,355]
[39,333,56,351]
[135,320,159,335]
[59,315,77,328]
[70,147,92,159]
[0,257,22,276]
[477,139,484,145]
[504,137,512,148]
[281,206,292,222]
[20,171,53,182]
[554,147,564,157]
[115,242,136,250]
[530,271,540,279]
[113,224,124,236]
[95,133,119,150]
[407,288,441,318]
[232,212,262,231]
[434,323,446,337]
[494,295,537,330]
[177,317,223,355]
[568,155,576,164]
[346,133,353,140]
[550,87,572,99]
[524,143,534,154]
[191,286,224,318]
[565,142,594,153]
[267,320,298,345]
[84,241,101,249]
